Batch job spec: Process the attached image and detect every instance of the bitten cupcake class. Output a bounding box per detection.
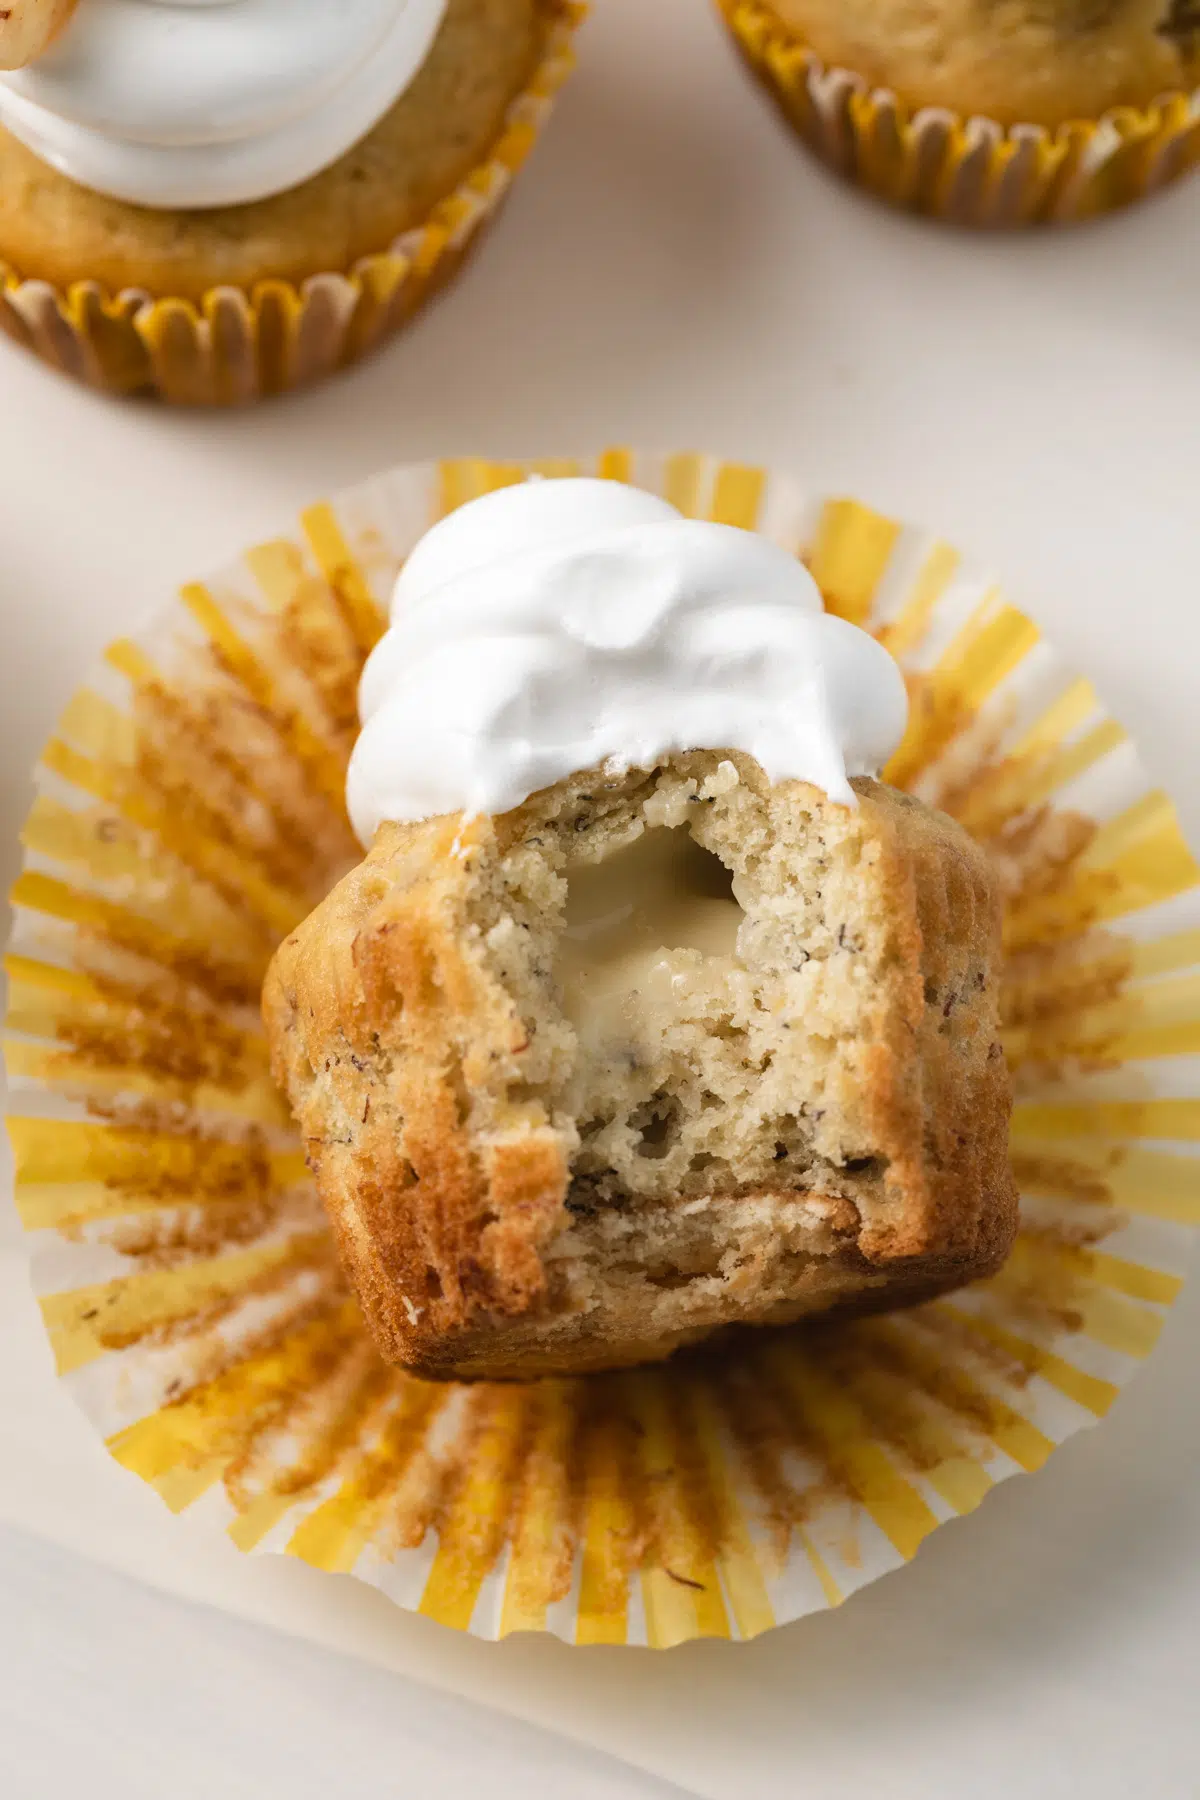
[0,0,581,403]
[716,0,1200,225]
[264,478,1017,1379]
[11,447,1200,1641]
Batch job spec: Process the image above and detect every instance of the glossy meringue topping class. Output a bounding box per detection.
[346,477,910,845]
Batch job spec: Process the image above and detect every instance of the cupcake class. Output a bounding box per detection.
[263,478,1017,1379]
[716,0,1200,225]
[0,0,582,403]
[11,449,1200,1644]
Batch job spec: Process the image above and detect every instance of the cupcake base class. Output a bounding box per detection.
[716,0,1200,227]
[0,0,582,403]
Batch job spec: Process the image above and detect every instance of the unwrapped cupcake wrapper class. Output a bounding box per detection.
[6,448,1200,1647]
[717,0,1200,225]
[0,3,583,404]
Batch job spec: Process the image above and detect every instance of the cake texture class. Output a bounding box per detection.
[264,752,1017,1379]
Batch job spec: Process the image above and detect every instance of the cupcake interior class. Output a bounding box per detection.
[475,750,910,1344]
[265,743,1004,1375]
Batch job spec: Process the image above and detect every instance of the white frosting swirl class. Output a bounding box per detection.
[347,478,909,846]
[0,0,448,208]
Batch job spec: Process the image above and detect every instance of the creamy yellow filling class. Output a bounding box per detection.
[557,827,743,1061]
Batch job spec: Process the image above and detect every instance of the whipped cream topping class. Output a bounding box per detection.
[346,478,909,846]
[0,0,448,208]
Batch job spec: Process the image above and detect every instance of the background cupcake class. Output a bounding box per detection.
[716,0,1200,225]
[0,0,582,403]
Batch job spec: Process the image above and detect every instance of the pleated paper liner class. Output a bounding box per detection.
[0,2,582,406]
[7,449,1200,1649]
[717,0,1200,226]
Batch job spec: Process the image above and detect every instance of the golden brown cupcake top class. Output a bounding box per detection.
[768,0,1200,125]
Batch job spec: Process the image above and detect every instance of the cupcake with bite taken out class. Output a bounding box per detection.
[0,0,582,402]
[263,477,1017,1380]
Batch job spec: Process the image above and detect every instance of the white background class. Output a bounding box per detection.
[2,1,1199,1794]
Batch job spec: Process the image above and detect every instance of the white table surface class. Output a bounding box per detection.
[2,1,1199,1795]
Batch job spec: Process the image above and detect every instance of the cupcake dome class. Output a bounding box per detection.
[763,0,1200,128]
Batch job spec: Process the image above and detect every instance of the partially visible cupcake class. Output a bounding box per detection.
[0,0,582,403]
[715,0,1200,225]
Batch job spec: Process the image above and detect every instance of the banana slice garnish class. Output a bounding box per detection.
[0,0,79,72]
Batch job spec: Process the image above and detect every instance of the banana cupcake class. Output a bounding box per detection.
[0,0,582,402]
[264,477,1017,1379]
[716,0,1200,225]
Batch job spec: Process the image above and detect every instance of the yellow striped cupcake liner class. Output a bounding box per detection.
[0,3,583,405]
[6,449,1199,1647]
[716,0,1200,226]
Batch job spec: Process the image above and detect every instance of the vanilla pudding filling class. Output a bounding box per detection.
[558,821,744,1070]
[0,0,449,207]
